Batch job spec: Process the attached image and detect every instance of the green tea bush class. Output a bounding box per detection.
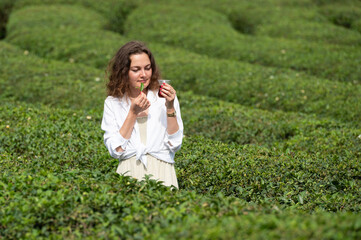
[318,4,361,32]
[125,3,361,83]
[179,92,361,161]
[313,0,361,7]
[177,135,361,212]
[11,0,361,45]
[5,6,361,126]
[0,42,106,110]
[255,19,361,46]
[9,4,108,30]
[201,0,361,46]
[2,101,360,239]
[158,49,361,126]
[12,0,142,33]
[0,0,14,39]
[354,19,361,33]
[5,4,126,69]
[2,169,360,239]
[1,102,360,218]
[12,0,123,16]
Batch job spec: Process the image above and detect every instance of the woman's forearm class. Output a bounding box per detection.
[116,111,137,152]
[167,107,179,135]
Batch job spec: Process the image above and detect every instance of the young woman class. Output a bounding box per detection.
[101,41,183,188]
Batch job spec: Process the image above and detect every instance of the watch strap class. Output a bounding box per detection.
[167,110,176,117]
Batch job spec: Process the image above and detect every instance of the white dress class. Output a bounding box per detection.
[116,116,179,188]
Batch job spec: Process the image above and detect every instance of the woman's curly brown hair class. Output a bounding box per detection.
[106,41,161,98]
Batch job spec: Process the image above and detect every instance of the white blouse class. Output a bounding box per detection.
[101,90,184,168]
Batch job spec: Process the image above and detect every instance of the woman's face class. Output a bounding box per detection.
[128,52,152,92]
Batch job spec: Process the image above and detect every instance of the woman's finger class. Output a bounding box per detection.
[162,88,176,100]
[145,102,150,109]
[162,83,174,92]
[140,97,150,109]
[138,93,147,104]
[161,86,174,95]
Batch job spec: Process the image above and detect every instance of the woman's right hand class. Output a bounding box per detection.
[118,92,150,143]
[130,92,150,116]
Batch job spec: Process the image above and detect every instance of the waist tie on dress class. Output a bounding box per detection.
[136,144,149,168]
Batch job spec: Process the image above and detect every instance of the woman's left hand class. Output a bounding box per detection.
[160,83,176,109]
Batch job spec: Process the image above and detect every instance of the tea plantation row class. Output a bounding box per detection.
[124,2,361,83]
[1,101,361,238]
[188,0,361,43]
[8,0,361,43]
[4,4,361,126]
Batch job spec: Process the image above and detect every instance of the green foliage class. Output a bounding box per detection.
[2,169,360,239]
[0,0,14,39]
[179,92,361,162]
[178,135,361,212]
[125,3,361,83]
[318,4,361,33]
[4,5,361,126]
[159,50,361,126]
[106,0,139,34]
[354,19,361,33]
[0,42,106,110]
[1,0,361,238]
[5,5,125,69]
[1,102,361,238]
[198,0,361,45]
[12,0,122,16]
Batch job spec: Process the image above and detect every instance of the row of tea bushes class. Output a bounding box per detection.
[317,2,361,33]
[235,1,360,43]
[0,0,14,39]
[0,42,106,110]
[10,0,141,37]
[1,101,360,215]
[1,42,360,163]
[189,0,361,46]
[179,92,361,161]
[4,5,361,126]
[252,17,361,46]
[12,0,139,35]
[12,0,122,16]
[124,3,361,83]
[0,101,107,174]
[1,171,360,239]
[158,50,361,127]
[178,135,361,212]
[5,4,126,69]
[8,0,361,46]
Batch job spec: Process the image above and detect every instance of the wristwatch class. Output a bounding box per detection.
[167,110,176,117]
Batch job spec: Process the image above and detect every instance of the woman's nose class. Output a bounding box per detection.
[140,69,146,76]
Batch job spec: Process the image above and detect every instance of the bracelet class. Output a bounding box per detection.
[167,110,176,117]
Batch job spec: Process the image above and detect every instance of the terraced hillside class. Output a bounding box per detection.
[1,0,361,239]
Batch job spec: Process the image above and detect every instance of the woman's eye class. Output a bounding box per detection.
[131,67,150,72]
